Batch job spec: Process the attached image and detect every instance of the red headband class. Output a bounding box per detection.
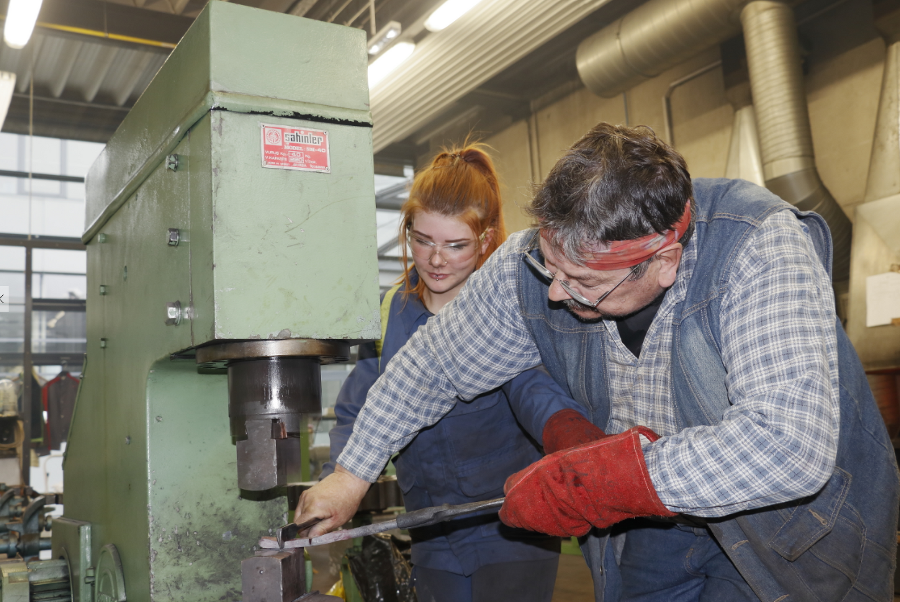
[542,201,691,271]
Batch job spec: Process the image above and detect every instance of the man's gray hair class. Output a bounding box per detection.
[529,123,695,267]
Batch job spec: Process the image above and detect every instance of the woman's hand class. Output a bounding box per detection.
[293,464,371,538]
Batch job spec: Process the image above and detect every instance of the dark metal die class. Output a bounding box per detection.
[228,357,321,491]
[241,548,305,602]
[236,421,301,490]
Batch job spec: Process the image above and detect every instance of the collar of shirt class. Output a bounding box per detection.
[395,269,433,331]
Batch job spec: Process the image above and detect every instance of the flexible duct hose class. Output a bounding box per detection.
[740,1,813,177]
[741,1,851,281]
[575,0,851,281]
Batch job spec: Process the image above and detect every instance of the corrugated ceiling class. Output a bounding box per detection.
[0,31,167,107]
[0,0,635,162]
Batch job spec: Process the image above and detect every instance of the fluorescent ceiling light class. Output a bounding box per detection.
[424,0,484,32]
[368,41,415,88]
[4,0,43,50]
[0,72,16,131]
[368,21,402,56]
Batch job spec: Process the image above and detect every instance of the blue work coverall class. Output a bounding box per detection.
[322,270,584,579]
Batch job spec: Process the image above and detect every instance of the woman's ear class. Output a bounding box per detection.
[480,228,494,255]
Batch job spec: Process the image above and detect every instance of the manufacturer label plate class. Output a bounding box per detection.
[260,123,331,173]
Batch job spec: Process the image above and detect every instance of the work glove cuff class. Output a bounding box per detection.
[542,408,606,454]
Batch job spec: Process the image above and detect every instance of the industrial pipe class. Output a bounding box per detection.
[576,0,746,98]
[722,55,765,186]
[863,24,900,202]
[663,60,722,146]
[724,105,765,186]
[576,0,851,282]
[741,0,851,281]
[845,4,900,362]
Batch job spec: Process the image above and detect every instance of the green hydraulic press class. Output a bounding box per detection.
[0,2,380,600]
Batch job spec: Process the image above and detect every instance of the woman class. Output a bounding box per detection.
[322,144,585,602]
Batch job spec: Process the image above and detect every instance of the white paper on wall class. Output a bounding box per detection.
[866,272,900,327]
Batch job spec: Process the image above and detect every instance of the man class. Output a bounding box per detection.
[298,123,899,601]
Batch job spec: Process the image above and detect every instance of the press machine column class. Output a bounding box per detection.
[46,3,380,601]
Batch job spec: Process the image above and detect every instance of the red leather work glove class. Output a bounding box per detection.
[499,426,676,537]
[542,409,607,454]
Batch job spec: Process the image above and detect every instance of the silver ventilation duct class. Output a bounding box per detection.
[740,1,850,282]
[724,72,764,186]
[576,0,745,98]
[846,6,900,367]
[576,0,851,283]
[724,105,765,186]
[863,26,900,202]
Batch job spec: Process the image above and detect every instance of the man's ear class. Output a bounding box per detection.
[655,243,683,289]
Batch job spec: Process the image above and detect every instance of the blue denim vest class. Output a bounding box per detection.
[515,178,899,601]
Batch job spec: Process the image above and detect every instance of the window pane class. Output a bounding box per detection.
[27,178,62,197]
[0,132,98,384]
[32,249,86,276]
[66,182,85,201]
[32,310,86,355]
[26,137,61,176]
[374,174,406,192]
[0,134,96,239]
[65,140,105,178]
[373,174,408,258]
[0,363,22,380]
[0,303,23,355]
[0,246,24,276]
[0,184,85,238]
[33,274,87,300]
[0,134,15,171]
[36,365,81,380]
[32,197,85,238]
[375,210,401,254]
[0,247,25,360]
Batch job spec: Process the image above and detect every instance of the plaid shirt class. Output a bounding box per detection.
[340,212,840,516]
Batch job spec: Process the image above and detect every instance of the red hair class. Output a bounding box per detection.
[398,143,507,302]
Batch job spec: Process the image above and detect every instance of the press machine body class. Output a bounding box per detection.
[49,3,379,600]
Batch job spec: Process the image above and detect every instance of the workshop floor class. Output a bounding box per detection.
[309,542,597,600]
[552,554,594,601]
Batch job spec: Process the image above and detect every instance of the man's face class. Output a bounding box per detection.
[538,239,668,321]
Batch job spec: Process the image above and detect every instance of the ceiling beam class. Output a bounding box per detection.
[14,35,43,93]
[463,89,530,118]
[114,52,156,106]
[3,94,128,143]
[0,0,194,49]
[289,0,319,17]
[167,0,192,15]
[48,41,83,98]
[374,140,420,168]
[83,47,119,102]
